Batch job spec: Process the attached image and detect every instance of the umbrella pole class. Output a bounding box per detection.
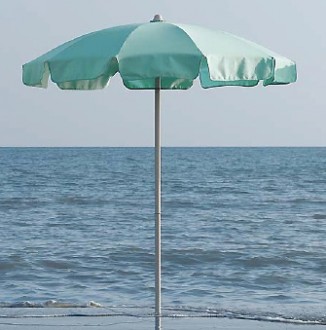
[155,77,162,330]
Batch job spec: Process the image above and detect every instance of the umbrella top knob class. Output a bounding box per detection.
[151,14,164,22]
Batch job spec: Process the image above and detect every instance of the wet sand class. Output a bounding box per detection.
[0,316,321,330]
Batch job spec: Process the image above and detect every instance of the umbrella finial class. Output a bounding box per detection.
[151,14,164,22]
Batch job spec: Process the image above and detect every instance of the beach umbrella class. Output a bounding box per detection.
[22,14,297,330]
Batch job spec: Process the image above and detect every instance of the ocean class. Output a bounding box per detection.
[0,147,325,325]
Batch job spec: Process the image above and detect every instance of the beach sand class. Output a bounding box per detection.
[0,316,321,329]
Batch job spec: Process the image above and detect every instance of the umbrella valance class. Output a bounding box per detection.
[23,18,296,90]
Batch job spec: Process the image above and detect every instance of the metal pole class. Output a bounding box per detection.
[155,77,162,330]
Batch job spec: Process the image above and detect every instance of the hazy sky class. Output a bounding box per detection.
[1,1,325,147]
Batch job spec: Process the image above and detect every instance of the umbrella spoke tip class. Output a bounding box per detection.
[151,14,164,23]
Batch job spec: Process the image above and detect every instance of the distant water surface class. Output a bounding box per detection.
[0,147,325,324]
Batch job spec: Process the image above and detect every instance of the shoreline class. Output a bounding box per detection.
[0,316,323,330]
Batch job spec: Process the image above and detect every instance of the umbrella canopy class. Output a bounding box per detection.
[22,15,297,330]
[23,15,296,90]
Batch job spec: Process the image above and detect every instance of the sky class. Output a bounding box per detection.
[1,0,325,147]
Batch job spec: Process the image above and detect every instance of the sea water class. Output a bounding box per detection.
[0,147,325,324]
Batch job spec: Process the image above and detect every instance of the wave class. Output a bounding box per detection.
[0,302,325,325]
[313,213,326,220]
[0,300,102,309]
